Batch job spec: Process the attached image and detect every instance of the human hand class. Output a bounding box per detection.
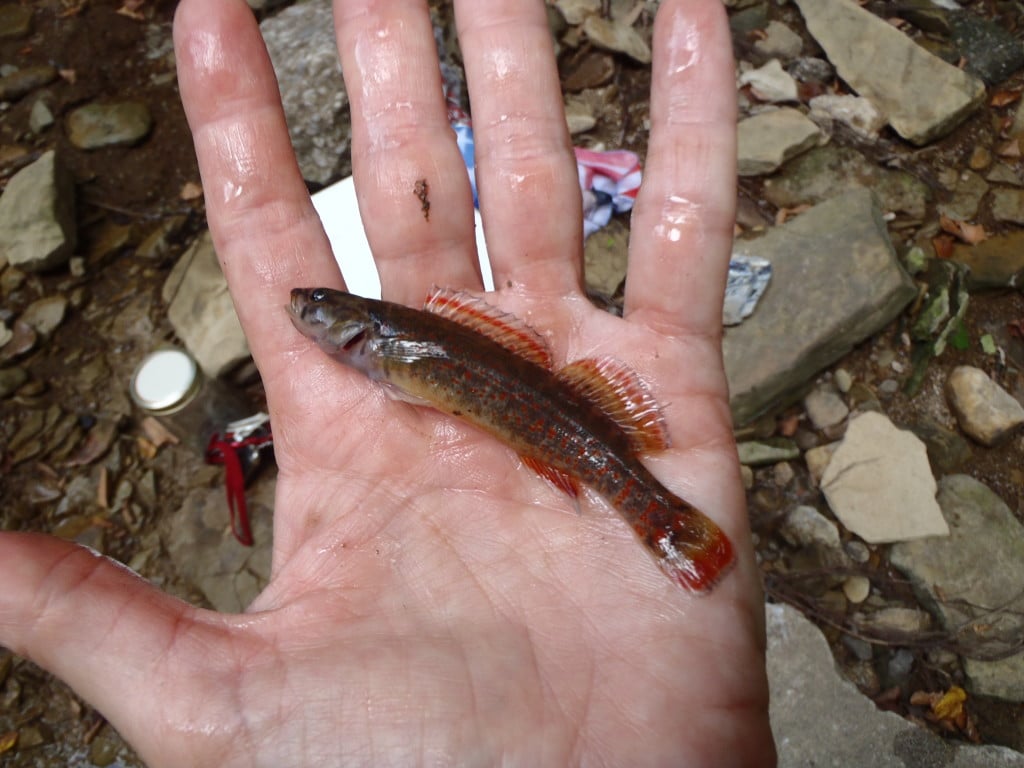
[0,1,774,765]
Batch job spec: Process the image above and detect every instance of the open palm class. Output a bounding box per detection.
[0,0,773,765]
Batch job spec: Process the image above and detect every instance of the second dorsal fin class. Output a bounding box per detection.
[424,288,552,369]
[557,357,671,453]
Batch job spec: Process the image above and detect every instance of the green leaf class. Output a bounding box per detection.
[980,334,997,355]
[948,320,970,350]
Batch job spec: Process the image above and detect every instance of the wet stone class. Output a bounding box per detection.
[66,101,153,150]
[0,64,57,101]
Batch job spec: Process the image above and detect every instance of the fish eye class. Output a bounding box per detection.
[311,288,327,302]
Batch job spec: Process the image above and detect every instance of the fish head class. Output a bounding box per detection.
[288,288,375,357]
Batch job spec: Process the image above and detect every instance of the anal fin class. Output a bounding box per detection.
[521,455,580,499]
[557,357,670,453]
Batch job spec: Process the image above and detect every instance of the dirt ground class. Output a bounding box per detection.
[1,1,1023,765]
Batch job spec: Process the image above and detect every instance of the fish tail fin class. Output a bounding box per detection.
[647,507,735,592]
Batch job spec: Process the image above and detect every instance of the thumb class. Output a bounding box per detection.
[0,532,243,761]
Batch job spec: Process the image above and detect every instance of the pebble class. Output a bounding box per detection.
[754,21,803,60]
[842,633,874,661]
[781,505,841,550]
[886,649,916,684]
[853,606,932,635]
[834,368,853,393]
[946,365,1024,447]
[804,442,837,486]
[737,107,822,176]
[737,437,801,466]
[28,99,54,133]
[843,575,871,604]
[0,64,57,101]
[804,386,849,429]
[0,365,27,398]
[0,150,77,272]
[66,101,153,150]
[739,58,798,102]
[878,379,899,395]
[844,540,871,564]
[773,461,795,486]
[19,294,68,338]
[809,94,887,141]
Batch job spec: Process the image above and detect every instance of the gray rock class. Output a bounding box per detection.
[162,231,250,378]
[991,188,1024,225]
[794,0,985,145]
[808,93,887,141]
[737,107,822,176]
[910,416,973,474]
[739,59,798,102]
[0,64,57,101]
[763,144,932,219]
[936,168,989,221]
[260,0,351,186]
[821,411,949,543]
[0,150,77,272]
[28,98,54,133]
[582,15,651,64]
[780,505,841,549]
[19,294,68,338]
[583,217,627,298]
[753,21,803,60]
[804,386,849,429]
[724,189,917,423]
[951,12,1024,85]
[736,437,800,466]
[892,475,1024,702]
[66,101,153,149]
[946,365,1024,447]
[767,602,1024,767]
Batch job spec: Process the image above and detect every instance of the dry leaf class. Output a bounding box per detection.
[775,204,811,226]
[933,686,967,721]
[117,0,146,20]
[931,234,956,260]
[939,214,988,245]
[990,88,1022,108]
[997,138,1021,158]
[136,436,157,461]
[58,68,77,84]
[141,416,179,448]
[97,465,109,509]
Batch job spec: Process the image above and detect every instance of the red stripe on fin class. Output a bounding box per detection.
[424,288,552,369]
[557,357,670,453]
[521,455,580,498]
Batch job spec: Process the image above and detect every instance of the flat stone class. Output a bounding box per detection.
[794,0,985,145]
[763,144,932,219]
[737,107,822,176]
[945,365,1024,447]
[821,411,949,543]
[582,15,651,64]
[0,64,57,101]
[19,294,68,338]
[991,188,1024,225]
[891,475,1024,701]
[950,229,1024,289]
[951,12,1024,85]
[163,231,250,378]
[809,94,887,141]
[29,99,54,133]
[736,437,800,466]
[66,101,153,149]
[739,59,798,102]
[804,386,849,429]
[260,1,351,185]
[724,189,917,423]
[753,20,803,60]
[937,169,989,221]
[767,602,1024,767]
[0,150,77,272]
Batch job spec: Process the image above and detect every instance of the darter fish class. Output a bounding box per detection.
[287,287,734,592]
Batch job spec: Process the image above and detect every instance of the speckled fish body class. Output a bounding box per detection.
[288,287,734,591]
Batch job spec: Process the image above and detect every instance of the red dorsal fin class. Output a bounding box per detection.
[424,288,552,369]
[557,357,670,453]
[521,455,580,498]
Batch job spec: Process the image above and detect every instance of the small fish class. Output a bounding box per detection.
[288,287,734,591]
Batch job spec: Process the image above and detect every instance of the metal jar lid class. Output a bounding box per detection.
[129,348,200,414]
